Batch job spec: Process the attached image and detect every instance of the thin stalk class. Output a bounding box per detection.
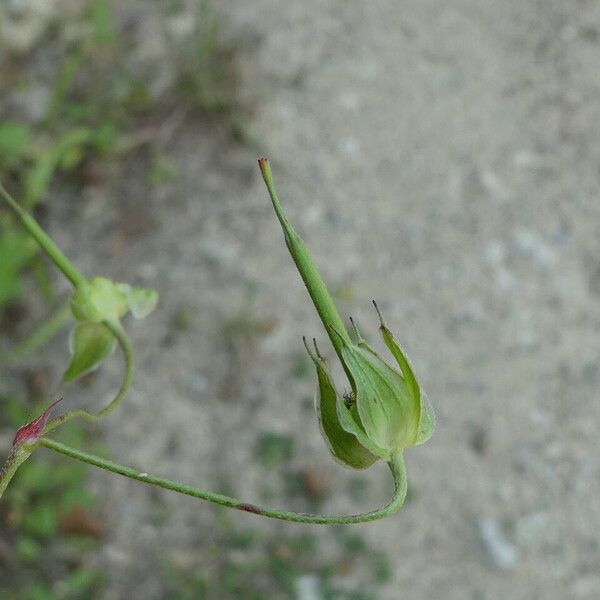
[258,158,352,366]
[0,447,31,499]
[2,302,71,365]
[43,319,134,433]
[40,437,407,524]
[0,181,87,289]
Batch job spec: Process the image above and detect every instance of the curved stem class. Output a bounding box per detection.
[43,319,134,434]
[0,181,87,289]
[1,302,72,365]
[39,437,407,524]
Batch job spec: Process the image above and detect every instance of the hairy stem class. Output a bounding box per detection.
[39,437,407,524]
[43,319,134,433]
[0,448,31,499]
[0,181,87,289]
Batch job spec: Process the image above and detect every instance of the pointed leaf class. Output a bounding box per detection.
[379,326,419,400]
[63,323,116,382]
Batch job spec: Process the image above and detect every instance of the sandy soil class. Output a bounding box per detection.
[4,1,600,598]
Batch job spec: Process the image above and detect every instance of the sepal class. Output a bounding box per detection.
[304,338,378,469]
[63,322,116,382]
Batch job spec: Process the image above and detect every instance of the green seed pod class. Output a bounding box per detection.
[259,158,434,471]
[303,304,434,468]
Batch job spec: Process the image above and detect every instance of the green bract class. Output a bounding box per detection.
[64,322,116,382]
[304,337,378,469]
[305,306,434,468]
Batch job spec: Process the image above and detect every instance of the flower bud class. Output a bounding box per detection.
[0,398,62,498]
[12,397,62,448]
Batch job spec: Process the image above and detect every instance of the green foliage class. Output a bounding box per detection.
[0,4,127,318]
[88,0,117,46]
[0,216,37,309]
[0,122,31,168]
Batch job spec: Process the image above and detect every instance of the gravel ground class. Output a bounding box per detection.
[4,1,600,598]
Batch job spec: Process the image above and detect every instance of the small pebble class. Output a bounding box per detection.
[514,512,557,548]
[484,240,506,265]
[478,518,518,570]
[295,574,322,600]
[513,228,557,269]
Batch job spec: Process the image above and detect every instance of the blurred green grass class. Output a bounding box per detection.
[0,0,242,315]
